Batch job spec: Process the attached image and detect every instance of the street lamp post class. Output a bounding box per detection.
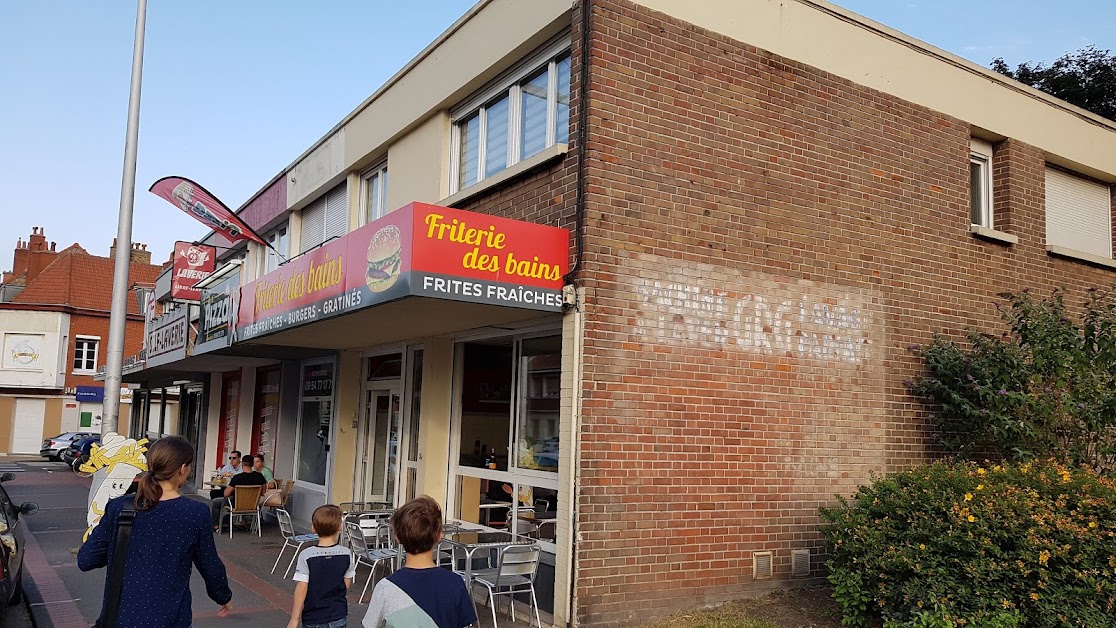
[102,0,148,435]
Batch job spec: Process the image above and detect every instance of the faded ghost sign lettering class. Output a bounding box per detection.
[630,256,874,364]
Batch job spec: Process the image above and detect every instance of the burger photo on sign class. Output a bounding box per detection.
[367,225,402,292]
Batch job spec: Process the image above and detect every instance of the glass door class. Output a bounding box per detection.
[356,385,401,506]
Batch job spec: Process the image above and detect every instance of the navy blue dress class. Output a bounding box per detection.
[78,494,232,628]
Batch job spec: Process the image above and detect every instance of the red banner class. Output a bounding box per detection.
[236,202,568,340]
[150,176,266,245]
[170,241,216,301]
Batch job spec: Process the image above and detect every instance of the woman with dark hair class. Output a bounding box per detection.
[78,436,233,627]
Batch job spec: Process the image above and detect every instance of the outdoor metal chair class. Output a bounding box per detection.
[469,543,543,628]
[218,484,264,539]
[346,520,399,603]
[272,508,319,578]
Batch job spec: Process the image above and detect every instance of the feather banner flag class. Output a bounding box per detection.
[149,176,267,246]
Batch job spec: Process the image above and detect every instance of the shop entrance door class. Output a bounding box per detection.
[355,384,401,507]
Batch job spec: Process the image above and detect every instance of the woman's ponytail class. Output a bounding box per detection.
[135,472,162,511]
[135,436,195,511]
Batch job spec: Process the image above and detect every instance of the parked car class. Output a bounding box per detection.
[0,472,38,606]
[61,435,100,468]
[39,432,95,461]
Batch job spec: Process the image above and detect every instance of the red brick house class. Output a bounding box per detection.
[0,228,160,454]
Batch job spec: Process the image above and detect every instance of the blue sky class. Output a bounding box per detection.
[1,1,1113,266]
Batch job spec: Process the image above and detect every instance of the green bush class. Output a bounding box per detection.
[909,288,1116,473]
[820,460,1116,627]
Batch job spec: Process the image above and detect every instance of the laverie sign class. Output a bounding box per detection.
[146,307,188,367]
[236,202,568,341]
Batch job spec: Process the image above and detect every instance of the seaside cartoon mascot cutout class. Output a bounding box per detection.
[82,433,149,541]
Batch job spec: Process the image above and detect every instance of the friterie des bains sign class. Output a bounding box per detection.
[236,202,568,340]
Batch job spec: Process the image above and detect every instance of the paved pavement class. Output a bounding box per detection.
[2,460,544,628]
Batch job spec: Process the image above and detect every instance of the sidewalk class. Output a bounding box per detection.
[5,463,544,628]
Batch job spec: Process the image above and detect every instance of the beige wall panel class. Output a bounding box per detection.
[42,397,63,441]
[0,396,13,453]
[634,0,1116,180]
[287,129,347,210]
[417,337,454,507]
[330,351,361,504]
[385,114,450,210]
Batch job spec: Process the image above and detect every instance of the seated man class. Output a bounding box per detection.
[210,450,243,499]
[210,454,267,530]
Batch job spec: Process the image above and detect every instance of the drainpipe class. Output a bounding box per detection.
[563,0,592,292]
[566,5,592,626]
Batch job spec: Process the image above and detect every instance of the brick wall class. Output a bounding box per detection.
[572,0,1116,624]
[65,314,146,389]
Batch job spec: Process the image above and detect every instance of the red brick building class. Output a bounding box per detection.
[0,228,160,453]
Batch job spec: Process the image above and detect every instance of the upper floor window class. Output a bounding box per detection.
[1046,166,1113,259]
[260,223,289,275]
[362,163,389,224]
[451,39,571,193]
[970,139,993,228]
[300,183,348,253]
[74,337,98,374]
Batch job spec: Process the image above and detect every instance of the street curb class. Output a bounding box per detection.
[19,524,88,628]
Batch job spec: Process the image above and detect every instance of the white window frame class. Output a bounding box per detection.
[449,35,571,194]
[360,162,389,225]
[73,336,99,374]
[260,222,289,276]
[970,139,994,228]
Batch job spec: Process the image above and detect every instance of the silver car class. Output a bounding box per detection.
[39,432,95,461]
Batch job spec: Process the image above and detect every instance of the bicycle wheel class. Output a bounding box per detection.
[72,457,92,478]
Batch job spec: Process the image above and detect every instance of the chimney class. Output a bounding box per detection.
[25,227,59,284]
[11,237,29,278]
[130,242,152,265]
[109,237,118,260]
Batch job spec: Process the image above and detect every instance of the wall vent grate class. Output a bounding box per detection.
[792,549,811,577]
[753,551,773,580]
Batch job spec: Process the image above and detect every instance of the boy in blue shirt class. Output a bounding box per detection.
[363,496,477,628]
[288,505,357,628]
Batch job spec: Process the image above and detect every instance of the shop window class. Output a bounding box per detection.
[450,39,571,194]
[452,333,561,552]
[251,367,281,457]
[296,361,334,486]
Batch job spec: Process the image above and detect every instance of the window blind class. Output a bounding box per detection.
[323,183,348,241]
[300,197,325,253]
[1045,167,1112,258]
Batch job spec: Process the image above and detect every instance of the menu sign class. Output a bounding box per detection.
[252,368,281,456]
[236,202,568,341]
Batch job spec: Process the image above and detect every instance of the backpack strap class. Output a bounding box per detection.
[98,498,137,628]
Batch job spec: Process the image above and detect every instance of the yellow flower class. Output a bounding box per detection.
[1030,592,1040,601]
[968,515,976,522]
[977,468,987,475]
[964,493,973,501]
[993,465,1003,472]
[1039,550,1050,566]
[1089,521,1098,528]
[1001,599,1012,609]
[976,484,985,491]
[919,543,926,550]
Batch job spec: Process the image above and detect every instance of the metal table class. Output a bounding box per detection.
[441,529,536,608]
